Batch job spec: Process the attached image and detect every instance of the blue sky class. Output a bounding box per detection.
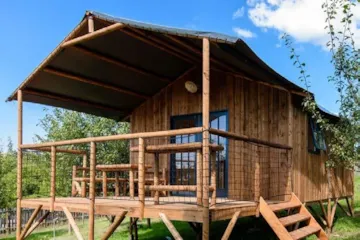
[0,0,340,148]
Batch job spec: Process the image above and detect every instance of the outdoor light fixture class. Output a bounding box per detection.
[185,81,198,93]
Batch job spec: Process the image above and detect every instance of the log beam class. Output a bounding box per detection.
[100,211,128,240]
[23,89,126,114]
[71,46,171,83]
[24,211,50,238]
[50,146,56,212]
[43,67,149,99]
[63,207,84,240]
[138,137,145,219]
[89,142,96,240]
[16,90,23,240]
[159,213,183,240]
[62,23,124,48]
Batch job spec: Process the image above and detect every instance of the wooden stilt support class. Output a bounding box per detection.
[330,198,339,230]
[221,211,241,240]
[346,196,355,217]
[159,213,183,240]
[63,207,84,240]
[19,205,42,240]
[318,201,330,227]
[196,150,203,206]
[147,218,151,228]
[24,211,50,238]
[138,137,145,219]
[89,141,96,240]
[100,211,127,240]
[202,37,210,240]
[307,205,327,227]
[16,90,23,240]
[337,201,351,217]
[50,146,56,212]
[81,154,87,197]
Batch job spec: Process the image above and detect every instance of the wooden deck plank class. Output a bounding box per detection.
[278,214,310,227]
[289,225,321,240]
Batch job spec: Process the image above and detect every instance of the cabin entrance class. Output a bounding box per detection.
[170,111,228,197]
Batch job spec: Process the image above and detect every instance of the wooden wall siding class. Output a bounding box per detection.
[130,68,353,202]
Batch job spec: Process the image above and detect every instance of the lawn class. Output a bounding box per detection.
[1,176,359,240]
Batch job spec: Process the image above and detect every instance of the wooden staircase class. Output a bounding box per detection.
[259,193,328,240]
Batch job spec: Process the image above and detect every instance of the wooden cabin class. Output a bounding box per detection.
[7,11,354,240]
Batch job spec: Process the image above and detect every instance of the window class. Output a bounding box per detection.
[308,117,326,153]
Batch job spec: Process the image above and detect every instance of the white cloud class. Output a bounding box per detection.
[233,7,245,19]
[275,43,281,48]
[247,0,360,48]
[233,27,257,38]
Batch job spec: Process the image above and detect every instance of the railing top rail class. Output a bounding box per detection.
[209,128,292,150]
[20,127,203,149]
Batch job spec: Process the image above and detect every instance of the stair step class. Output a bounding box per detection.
[279,214,310,227]
[269,202,302,212]
[289,225,321,240]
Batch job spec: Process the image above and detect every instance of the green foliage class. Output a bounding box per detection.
[283,0,360,168]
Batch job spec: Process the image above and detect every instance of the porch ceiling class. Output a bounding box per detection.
[7,10,306,121]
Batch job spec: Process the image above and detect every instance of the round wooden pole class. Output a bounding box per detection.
[210,151,216,206]
[89,141,96,240]
[196,150,203,206]
[138,138,145,219]
[16,90,23,240]
[50,146,56,212]
[81,154,87,197]
[115,172,120,197]
[102,171,108,197]
[72,165,77,197]
[154,153,159,204]
[202,37,210,240]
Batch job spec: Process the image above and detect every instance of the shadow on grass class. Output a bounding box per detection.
[1,229,68,240]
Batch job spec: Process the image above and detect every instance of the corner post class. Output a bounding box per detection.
[138,137,145,219]
[50,146,56,212]
[88,14,94,33]
[89,141,96,240]
[16,90,23,240]
[202,37,210,240]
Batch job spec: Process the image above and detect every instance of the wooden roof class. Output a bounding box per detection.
[7,11,315,121]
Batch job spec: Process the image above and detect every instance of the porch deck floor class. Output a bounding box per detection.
[21,197,264,222]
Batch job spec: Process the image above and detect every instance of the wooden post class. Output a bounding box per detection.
[89,141,96,240]
[115,172,120,197]
[196,150,203,205]
[24,211,50,238]
[327,198,332,232]
[287,92,293,199]
[72,165,77,197]
[16,90,23,240]
[81,154,87,197]
[202,37,210,240]
[138,138,145,219]
[221,211,241,240]
[50,146,56,212]
[154,153,159,204]
[102,171,107,197]
[210,151,216,206]
[100,211,127,240]
[346,196,355,217]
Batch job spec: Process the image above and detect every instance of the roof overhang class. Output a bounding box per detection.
[7,11,315,121]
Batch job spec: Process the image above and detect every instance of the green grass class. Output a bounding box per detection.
[1,176,359,239]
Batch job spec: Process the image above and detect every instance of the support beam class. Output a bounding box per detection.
[202,37,210,240]
[346,196,355,217]
[121,28,196,65]
[89,142,96,240]
[43,67,149,99]
[318,201,330,227]
[71,46,171,83]
[100,211,128,240]
[19,205,42,240]
[330,198,339,228]
[16,90,23,240]
[50,146,56,212]
[138,137,145,219]
[23,89,126,114]
[103,171,108,197]
[62,23,124,48]
[159,213,183,240]
[63,207,84,240]
[24,211,50,238]
[221,211,241,240]
[337,201,352,217]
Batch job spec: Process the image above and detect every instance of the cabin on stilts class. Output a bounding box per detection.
[7,11,354,240]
